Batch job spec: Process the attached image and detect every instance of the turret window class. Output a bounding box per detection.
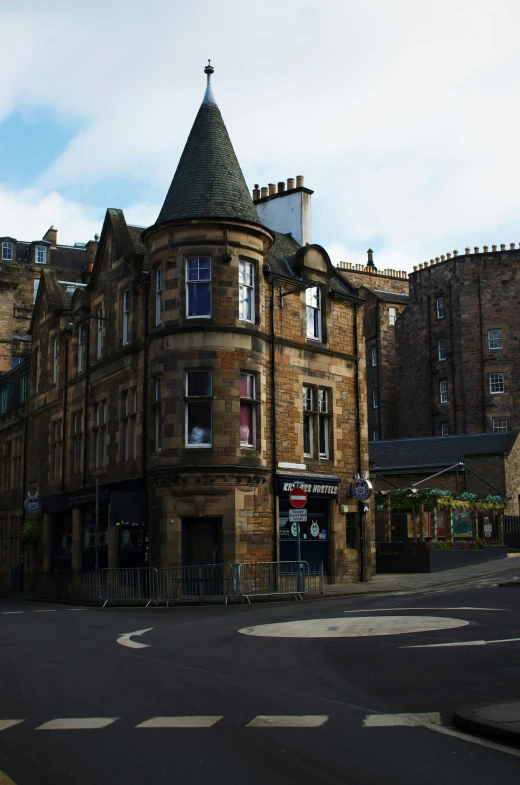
[186,370,212,447]
[239,261,254,322]
[187,258,211,318]
[155,266,162,326]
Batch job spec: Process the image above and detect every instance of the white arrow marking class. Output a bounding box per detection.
[117,628,153,649]
[402,636,520,649]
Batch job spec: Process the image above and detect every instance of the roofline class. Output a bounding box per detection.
[142,215,275,246]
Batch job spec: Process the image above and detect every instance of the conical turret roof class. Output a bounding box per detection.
[155,64,260,226]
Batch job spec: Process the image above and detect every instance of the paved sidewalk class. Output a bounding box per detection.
[321,553,520,597]
[454,701,520,747]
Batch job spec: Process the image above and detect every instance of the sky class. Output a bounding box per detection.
[0,0,519,272]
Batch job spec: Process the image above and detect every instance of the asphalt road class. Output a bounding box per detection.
[1,573,520,785]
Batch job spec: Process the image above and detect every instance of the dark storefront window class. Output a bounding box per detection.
[82,507,108,570]
[279,498,329,573]
[50,512,72,573]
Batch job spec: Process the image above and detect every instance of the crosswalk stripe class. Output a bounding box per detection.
[246,715,329,728]
[136,716,222,728]
[363,713,441,727]
[36,718,118,730]
[0,721,24,731]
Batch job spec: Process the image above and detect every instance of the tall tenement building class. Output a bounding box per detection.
[395,246,520,438]
[0,65,374,591]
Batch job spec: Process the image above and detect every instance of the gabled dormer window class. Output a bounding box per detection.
[35,245,47,264]
[2,241,13,261]
[306,286,321,340]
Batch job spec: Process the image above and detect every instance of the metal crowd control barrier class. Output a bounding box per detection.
[99,567,158,608]
[305,561,325,595]
[156,564,236,606]
[237,561,310,603]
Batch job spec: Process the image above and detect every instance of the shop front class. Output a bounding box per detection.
[277,474,340,574]
[43,479,148,572]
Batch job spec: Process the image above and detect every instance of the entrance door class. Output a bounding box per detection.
[182,518,222,566]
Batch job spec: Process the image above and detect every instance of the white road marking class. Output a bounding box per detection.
[345,607,506,613]
[1,612,24,615]
[0,721,24,731]
[116,628,153,649]
[136,716,222,728]
[403,636,520,649]
[36,718,118,730]
[239,616,468,638]
[66,608,89,611]
[33,610,56,613]
[363,713,441,727]
[247,715,329,728]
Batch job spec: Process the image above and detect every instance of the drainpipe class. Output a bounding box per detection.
[142,284,149,479]
[82,325,90,488]
[354,303,367,582]
[61,337,69,492]
[270,280,279,562]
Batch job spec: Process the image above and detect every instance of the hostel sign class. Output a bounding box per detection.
[277,476,340,498]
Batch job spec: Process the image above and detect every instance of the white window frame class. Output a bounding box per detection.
[185,370,212,448]
[488,329,503,350]
[35,245,47,264]
[436,297,445,319]
[303,386,314,457]
[318,389,330,459]
[306,286,322,341]
[155,266,162,326]
[388,307,397,326]
[1,241,13,261]
[186,258,212,319]
[371,346,377,366]
[492,417,508,433]
[239,261,255,322]
[122,289,130,345]
[371,388,378,409]
[440,380,448,403]
[441,423,449,436]
[489,373,504,394]
[77,325,83,373]
[96,307,103,359]
[52,337,59,384]
[438,338,447,361]
[240,372,256,447]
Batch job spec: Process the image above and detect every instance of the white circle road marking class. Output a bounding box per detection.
[238,616,468,638]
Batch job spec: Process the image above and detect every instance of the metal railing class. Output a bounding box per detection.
[33,571,101,604]
[156,564,236,606]
[236,561,310,603]
[99,567,158,608]
[305,561,325,595]
[505,516,520,534]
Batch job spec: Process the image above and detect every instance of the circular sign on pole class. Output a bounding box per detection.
[289,487,307,508]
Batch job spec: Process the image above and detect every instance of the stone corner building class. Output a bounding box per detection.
[0,67,374,590]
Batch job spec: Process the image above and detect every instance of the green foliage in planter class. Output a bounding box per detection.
[21,519,39,544]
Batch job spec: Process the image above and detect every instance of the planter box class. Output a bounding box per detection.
[376,545,508,574]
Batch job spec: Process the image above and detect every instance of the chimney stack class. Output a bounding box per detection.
[260,187,268,199]
[268,183,276,196]
[277,181,285,193]
[42,225,57,247]
[296,175,304,188]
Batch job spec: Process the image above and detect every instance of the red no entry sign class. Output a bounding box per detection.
[289,487,307,508]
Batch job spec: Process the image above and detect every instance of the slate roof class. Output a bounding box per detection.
[12,242,86,271]
[370,433,519,471]
[155,93,261,226]
[127,225,148,257]
[368,288,410,304]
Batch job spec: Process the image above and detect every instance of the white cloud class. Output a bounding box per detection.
[0,0,519,266]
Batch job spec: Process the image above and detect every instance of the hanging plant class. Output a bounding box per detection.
[21,519,39,545]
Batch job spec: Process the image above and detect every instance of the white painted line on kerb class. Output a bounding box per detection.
[117,628,154,649]
[403,636,520,649]
[247,715,329,728]
[0,720,24,731]
[36,718,118,730]
[363,713,441,727]
[344,607,507,613]
[136,716,223,729]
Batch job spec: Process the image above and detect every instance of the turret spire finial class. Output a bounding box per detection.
[202,60,216,105]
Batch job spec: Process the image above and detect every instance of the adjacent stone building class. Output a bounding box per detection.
[337,254,409,441]
[396,246,520,439]
[0,66,375,592]
[0,227,92,374]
